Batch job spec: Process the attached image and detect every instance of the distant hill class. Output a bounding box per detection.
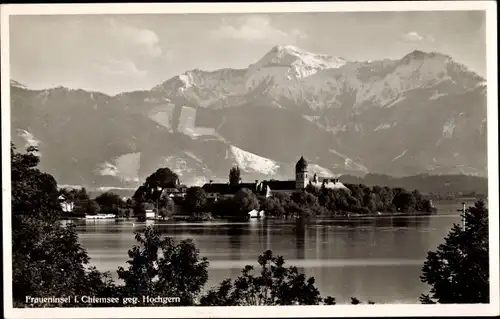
[11,45,487,188]
[339,173,488,196]
[87,188,136,199]
[82,173,487,200]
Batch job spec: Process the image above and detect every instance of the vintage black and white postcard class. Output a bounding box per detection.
[2,2,499,318]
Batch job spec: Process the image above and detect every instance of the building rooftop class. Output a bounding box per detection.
[295,156,308,172]
[202,182,268,196]
[262,180,296,191]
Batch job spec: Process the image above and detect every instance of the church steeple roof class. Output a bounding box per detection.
[295,156,308,172]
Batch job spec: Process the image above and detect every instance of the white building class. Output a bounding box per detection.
[201,157,348,200]
[58,195,74,212]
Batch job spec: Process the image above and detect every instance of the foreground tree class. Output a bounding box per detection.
[420,200,489,304]
[11,144,113,307]
[200,249,373,306]
[11,144,379,307]
[117,226,209,306]
[200,250,322,306]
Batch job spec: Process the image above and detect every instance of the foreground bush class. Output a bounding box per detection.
[11,144,110,307]
[420,200,489,304]
[13,144,486,307]
[200,250,323,306]
[117,227,209,306]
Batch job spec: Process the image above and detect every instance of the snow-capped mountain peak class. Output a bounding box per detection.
[228,145,280,175]
[244,45,348,93]
[10,44,487,189]
[401,50,450,61]
[250,45,347,79]
[147,46,484,114]
[17,129,41,149]
[10,80,28,89]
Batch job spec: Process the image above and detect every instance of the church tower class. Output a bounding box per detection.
[295,156,309,190]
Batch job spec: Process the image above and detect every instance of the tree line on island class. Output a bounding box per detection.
[61,165,437,221]
[11,144,489,307]
[339,173,488,199]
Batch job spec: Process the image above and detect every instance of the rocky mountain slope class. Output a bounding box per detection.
[10,45,487,189]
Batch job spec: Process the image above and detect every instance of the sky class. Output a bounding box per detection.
[10,11,487,95]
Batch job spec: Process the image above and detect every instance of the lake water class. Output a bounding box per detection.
[72,200,470,304]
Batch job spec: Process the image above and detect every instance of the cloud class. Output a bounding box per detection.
[106,18,162,57]
[93,59,147,78]
[402,31,424,42]
[401,31,436,44]
[11,16,171,94]
[163,49,175,62]
[426,35,436,43]
[210,15,307,44]
[290,29,308,39]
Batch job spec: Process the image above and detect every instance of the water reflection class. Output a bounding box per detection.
[264,219,271,251]
[227,226,244,278]
[294,219,306,273]
[73,207,464,304]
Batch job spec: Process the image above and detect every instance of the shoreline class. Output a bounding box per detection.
[61,210,437,222]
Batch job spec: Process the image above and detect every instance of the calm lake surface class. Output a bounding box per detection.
[72,200,471,304]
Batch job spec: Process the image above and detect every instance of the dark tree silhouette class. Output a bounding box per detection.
[200,250,322,306]
[95,191,124,215]
[232,188,259,217]
[79,199,101,216]
[420,200,489,304]
[117,227,209,306]
[393,190,417,212]
[158,197,175,219]
[261,197,286,218]
[59,187,99,217]
[134,168,179,202]
[229,165,241,186]
[11,144,114,307]
[184,186,207,215]
[11,144,376,307]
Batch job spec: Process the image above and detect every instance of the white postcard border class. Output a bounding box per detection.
[1,2,498,318]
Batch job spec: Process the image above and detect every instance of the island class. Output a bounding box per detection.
[58,156,437,222]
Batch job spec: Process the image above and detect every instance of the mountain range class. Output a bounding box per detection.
[10,45,488,189]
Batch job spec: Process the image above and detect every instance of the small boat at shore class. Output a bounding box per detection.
[85,214,116,220]
[248,209,265,219]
